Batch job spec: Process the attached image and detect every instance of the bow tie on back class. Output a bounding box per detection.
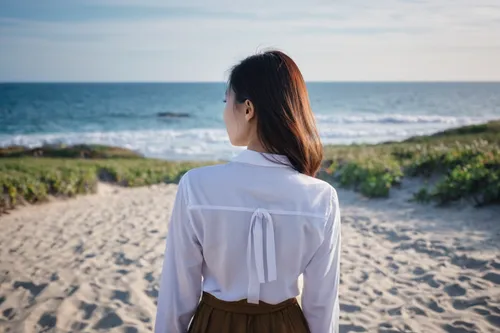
[246,208,277,304]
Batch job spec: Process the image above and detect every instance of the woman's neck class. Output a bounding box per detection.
[246,138,267,153]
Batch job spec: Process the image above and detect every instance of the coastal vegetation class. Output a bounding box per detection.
[320,120,500,204]
[1,120,499,213]
[0,145,205,213]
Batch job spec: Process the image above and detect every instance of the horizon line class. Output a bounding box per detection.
[2,80,500,84]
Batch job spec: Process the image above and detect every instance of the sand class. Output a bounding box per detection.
[0,181,499,333]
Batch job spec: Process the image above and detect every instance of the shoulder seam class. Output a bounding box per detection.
[180,171,192,206]
[326,185,337,225]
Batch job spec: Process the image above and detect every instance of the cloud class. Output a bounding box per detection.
[0,0,499,81]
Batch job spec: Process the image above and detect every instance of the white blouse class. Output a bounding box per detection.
[155,149,341,333]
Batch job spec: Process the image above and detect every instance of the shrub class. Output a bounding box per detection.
[322,157,403,198]
[0,156,210,214]
[321,121,499,204]
[432,151,500,206]
[412,187,433,204]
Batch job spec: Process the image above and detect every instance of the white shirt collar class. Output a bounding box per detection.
[231,149,292,168]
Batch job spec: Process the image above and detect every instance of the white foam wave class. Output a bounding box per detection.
[0,117,493,160]
[0,129,241,161]
[315,114,492,125]
[319,127,434,139]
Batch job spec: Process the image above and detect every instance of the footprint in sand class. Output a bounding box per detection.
[458,275,471,282]
[442,323,476,333]
[387,306,402,316]
[482,272,500,285]
[114,252,134,266]
[37,313,57,331]
[387,287,398,296]
[73,242,84,254]
[474,307,490,316]
[112,290,131,305]
[80,301,97,320]
[12,281,48,300]
[443,319,481,333]
[352,271,369,284]
[137,312,151,323]
[452,296,489,310]
[85,252,97,259]
[65,284,79,297]
[388,262,399,271]
[413,266,426,275]
[385,230,411,243]
[377,322,405,333]
[417,297,445,313]
[412,273,441,288]
[71,321,88,330]
[451,255,489,270]
[340,303,361,313]
[408,306,427,316]
[93,310,123,330]
[144,272,155,283]
[3,308,15,320]
[339,324,366,332]
[444,283,467,297]
[486,315,500,328]
[145,285,159,300]
[395,239,449,258]
[124,327,139,333]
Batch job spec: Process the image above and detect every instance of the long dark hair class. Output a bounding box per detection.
[228,50,323,177]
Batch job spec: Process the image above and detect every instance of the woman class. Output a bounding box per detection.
[155,50,341,333]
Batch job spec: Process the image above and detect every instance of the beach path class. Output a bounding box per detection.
[0,183,499,333]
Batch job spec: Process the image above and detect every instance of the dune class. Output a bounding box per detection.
[0,182,499,333]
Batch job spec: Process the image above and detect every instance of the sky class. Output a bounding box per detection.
[0,0,499,82]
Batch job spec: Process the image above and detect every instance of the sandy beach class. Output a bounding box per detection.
[0,181,499,333]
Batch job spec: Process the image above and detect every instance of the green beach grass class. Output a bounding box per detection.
[0,146,208,213]
[320,120,500,204]
[1,120,499,213]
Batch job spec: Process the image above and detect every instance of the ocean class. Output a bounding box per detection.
[1,82,499,160]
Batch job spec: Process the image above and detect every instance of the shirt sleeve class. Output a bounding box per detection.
[155,174,203,333]
[302,187,341,333]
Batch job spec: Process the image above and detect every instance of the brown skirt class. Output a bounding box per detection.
[188,292,311,333]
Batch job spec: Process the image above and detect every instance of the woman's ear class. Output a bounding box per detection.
[244,100,255,121]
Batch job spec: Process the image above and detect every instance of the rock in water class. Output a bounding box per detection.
[157,112,190,118]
